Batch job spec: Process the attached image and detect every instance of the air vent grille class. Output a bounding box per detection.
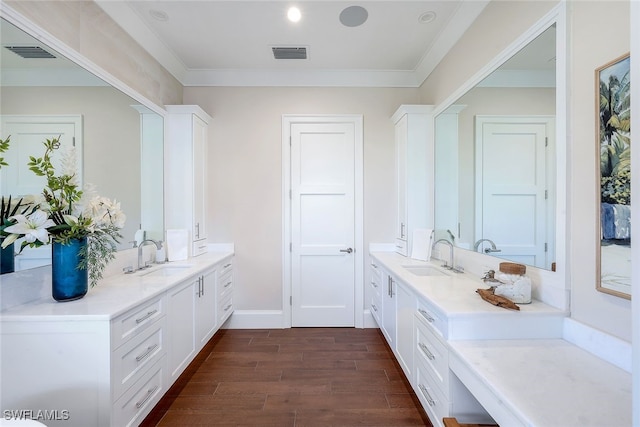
[272,47,307,60]
[5,46,56,59]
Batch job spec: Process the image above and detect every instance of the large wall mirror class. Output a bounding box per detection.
[434,22,558,271]
[0,17,164,273]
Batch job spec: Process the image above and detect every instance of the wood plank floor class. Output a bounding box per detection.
[141,328,433,426]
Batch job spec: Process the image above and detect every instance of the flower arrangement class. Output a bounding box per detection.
[1,136,125,287]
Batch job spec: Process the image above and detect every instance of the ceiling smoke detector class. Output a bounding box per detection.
[272,46,307,60]
[5,46,56,59]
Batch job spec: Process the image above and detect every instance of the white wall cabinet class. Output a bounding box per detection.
[0,254,233,427]
[392,105,434,256]
[165,105,212,257]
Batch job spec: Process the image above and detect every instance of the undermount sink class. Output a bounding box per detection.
[402,265,449,277]
[140,265,192,278]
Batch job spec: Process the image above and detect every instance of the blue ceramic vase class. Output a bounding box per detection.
[52,237,88,302]
[0,241,15,274]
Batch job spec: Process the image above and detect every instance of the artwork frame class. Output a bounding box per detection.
[596,53,631,299]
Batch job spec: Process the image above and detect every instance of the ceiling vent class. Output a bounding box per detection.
[272,47,307,60]
[5,46,56,59]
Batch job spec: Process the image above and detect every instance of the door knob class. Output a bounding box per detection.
[340,248,354,254]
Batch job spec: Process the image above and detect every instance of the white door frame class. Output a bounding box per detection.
[282,114,364,328]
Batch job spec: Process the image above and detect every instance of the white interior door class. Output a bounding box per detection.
[1,115,82,197]
[475,116,553,268]
[290,121,356,327]
[1,115,82,270]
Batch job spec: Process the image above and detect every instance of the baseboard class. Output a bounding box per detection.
[222,309,380,329]
[222,310,287,329]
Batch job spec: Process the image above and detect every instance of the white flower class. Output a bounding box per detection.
[84,196,126,229]
[60,146,80,187]
[2,210,55,247]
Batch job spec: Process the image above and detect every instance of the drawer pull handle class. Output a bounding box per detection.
[371,304,378,312]
[135,309,158,324]
[418,309,435,323]
[224,281,232,288]
[418,342,435,360]
[418,384,436,406]
[135,385,159,409]
[223,263,232,269]
[371,281,378,288]
[136,344,159,362]
[224,304,232,312]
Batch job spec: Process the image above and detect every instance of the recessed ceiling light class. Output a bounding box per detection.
[149,9,169,22]
[288,6,302,23]
[340,6,368,27]
[418,11,436,24]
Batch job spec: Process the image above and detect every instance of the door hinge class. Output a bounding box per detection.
[289,189,292,199]
[289,136,292,146]
[290,242,292,252]
[545,242,548,252]
[290,295,292,305]
[72,136,76,147]
[545,137,548,147]
[545,190,548,199]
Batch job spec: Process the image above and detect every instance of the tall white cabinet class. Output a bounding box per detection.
[165,105,212,257]
[392,105,434,256]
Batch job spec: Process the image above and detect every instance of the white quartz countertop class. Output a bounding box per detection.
[448,339,632,427]
[0,251,233,321]
[370,251,565,320]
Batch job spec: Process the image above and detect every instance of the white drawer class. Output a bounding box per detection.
[218,269,233,299]
[416,299,446,338]
[395,238,408,256]
[113,317,166,399]
[111,296,165,348]
[192,240,207,257]
[415,313,449,395]
[113,356,166,427]
[218,294,233,324]
[415,359,450,427]
[218,258,233,277]
[370,296,381,326]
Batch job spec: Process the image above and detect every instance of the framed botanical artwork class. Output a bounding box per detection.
[596,53,631,299]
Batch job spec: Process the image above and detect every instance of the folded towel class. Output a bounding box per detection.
[601,203,615,239]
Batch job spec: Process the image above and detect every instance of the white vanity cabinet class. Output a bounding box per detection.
[392,105,434,256]
[216,260,234,326]
[381,272,397,347]
[369,260,383,326]
[0,252,234,427]
[165,105,212,257]
[168,264,222,381]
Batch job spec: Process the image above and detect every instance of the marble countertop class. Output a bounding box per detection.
[0,251,233,322]
[448,339,632,427]
[370,251,566,320]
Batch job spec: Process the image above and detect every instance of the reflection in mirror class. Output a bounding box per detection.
[435,25,556,271]
[0,18,164,273]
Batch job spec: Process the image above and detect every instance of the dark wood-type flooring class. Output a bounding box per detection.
[141,328,432,426]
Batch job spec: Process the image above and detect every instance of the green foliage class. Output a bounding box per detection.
[0,135,10,169]
[601,169,631,205]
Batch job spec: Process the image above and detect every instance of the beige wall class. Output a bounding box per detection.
[4,0,182,108]
[568,1,630,339]
[184,87,420,309]
[421,0,631,341]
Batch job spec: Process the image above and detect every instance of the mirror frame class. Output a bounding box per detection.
[595,53,631,300]
[432,4,568,288]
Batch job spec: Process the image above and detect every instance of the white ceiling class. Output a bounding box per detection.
[95,1,490,87]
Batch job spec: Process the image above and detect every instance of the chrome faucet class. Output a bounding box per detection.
[138,239,163,270]
[473,238,502,254]
[433,238,454,270]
